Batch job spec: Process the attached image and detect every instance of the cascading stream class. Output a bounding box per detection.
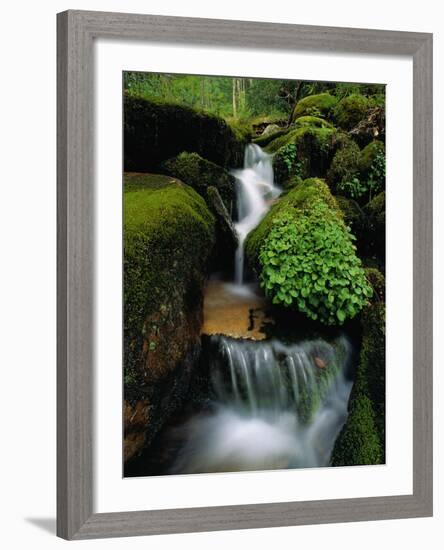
[166,144,354,475]
[232,144,281,285]
[171,336,353,474]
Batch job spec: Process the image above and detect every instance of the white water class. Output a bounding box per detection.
[232,144,280,285]
[171,336,353,474]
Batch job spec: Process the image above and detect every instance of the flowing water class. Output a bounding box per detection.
[170,336,353,474]
[232,144,281,285]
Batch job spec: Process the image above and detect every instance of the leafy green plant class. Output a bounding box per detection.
[257,202,372,325]
[337,176,367,201]
[337,147,385,203]
[367,149,385,200]
[279,142,304,177]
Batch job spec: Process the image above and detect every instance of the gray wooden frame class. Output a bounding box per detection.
[57,9,433,540]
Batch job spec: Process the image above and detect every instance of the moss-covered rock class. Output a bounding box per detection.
[291,93,338,121]
[253,127,289,148]
[330,393,382,466]
[327,140,361,192]
[293,116,334,129]
[163,152,236,213]
[245,178,372,325]
[124,95,248,172]
[123,172,216,462]
[335,195,365,251]
[333,94,370,130]
[265,126,337,185]
[359,140,385,180]
[331,269,385,466]
[364,191,385,265]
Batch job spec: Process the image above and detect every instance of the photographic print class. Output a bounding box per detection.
[123,73,386,477]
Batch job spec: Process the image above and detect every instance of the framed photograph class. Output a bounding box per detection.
[57,10,433,540]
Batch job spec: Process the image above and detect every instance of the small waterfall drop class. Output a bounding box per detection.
[171,336,353,474]
[232,144,280,285]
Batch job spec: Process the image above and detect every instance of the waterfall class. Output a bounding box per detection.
[232,144,280,285]
[170,335,353,474]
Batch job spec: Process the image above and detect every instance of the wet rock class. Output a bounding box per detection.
[206,186,238,272]
[261,123,281,136]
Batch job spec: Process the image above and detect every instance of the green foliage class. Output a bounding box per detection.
[368,152,385,197]
[333,93,370,130]
[291,93,338,121]
[278,142,304,179]
[334,141,385,202]
[337,176,367,201]
[163,151,236,209]
[248,178,372,325]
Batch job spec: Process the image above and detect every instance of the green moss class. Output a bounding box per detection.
[327,140,361,192]
[291,93,338,121]
[330,393,382,466]
[124,95,248,172]
[359,140,385,176]
[293,116,334,128]
[163,152,236,211]
[253,127,289,147]
[246,178,371,325]
[124,172,216,388]
[333,94,370,130]
[265,126,336,185]
[335,195,365,245]
[331,270,386,466]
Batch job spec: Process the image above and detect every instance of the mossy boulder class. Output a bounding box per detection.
[265,126,337,185]
[163,152,236,213]
[123,172,216,462]
[335,195,365,251]
[359,140,385,180]
[124,95,248,172]
[253,127,289,148]
[364,191,385,265]
[293,116,334,129]
[333,94,370,130]
[330,393,382,466]
[245,178,372,325]
[291,93,338,121]
[331,269,385,466]
[327,139,361,192]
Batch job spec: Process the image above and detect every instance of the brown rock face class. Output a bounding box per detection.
[124,280,204,464]
[314,356,327,369]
